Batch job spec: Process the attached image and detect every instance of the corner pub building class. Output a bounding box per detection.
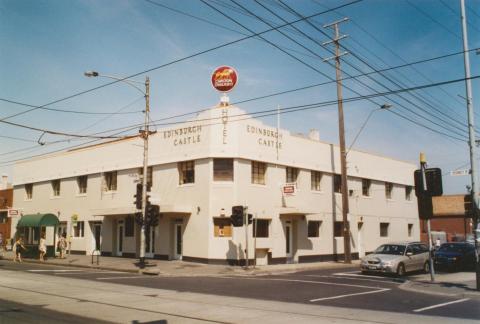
[11,102,419,265]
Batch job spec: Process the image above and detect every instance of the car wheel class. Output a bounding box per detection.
[423,261,430,273]
[397,263,406,277]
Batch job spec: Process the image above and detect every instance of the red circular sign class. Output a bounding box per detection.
[211,66,238,92]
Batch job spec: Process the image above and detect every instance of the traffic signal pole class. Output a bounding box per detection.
[460,0,480,291]
[139,76,150,267]
[244,206,249,269]
[420,153,435,282]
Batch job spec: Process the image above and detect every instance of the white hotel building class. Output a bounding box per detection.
[11,103,419,265]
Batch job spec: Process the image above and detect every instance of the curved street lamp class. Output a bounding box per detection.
[85,70,150,267]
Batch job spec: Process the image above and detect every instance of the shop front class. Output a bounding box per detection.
[16,213,59,258]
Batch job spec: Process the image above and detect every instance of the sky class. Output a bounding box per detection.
[1,0,480,194]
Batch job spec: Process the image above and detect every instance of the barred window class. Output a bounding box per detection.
[251,161,266,185]
[179,161,195,184]
[311,171,322,191]
[286,167,298,183]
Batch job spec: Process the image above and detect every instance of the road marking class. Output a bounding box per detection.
[27,269,85,272]
[413,298,470,313]
[55,271,125,275]
[218,276,384,290]
[310,288,390,302]
[304,274,401,285]
[96,276,149,280]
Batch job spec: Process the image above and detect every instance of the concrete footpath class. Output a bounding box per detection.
[2,250,479,299]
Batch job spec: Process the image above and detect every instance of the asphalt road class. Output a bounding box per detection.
[1,260,479,322]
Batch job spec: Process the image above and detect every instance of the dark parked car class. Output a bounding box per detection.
[434,242,476,271]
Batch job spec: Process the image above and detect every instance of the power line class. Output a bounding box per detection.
[2,0,364,122]
[0,98,144,116]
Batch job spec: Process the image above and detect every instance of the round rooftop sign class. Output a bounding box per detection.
[211,66,238,92]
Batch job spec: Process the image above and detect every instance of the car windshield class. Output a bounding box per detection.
[438,243,468,253]
[374,244,406,255]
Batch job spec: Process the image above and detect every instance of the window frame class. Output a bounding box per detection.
[103,171,118,192]
[362,179,371,197]
[286,167,298,183]
[213,158,234,182]
[333,175,342,193]
[178,160,195,185]
[251,161,266,185]
[385,182,393,199]
[73,221,84,238]
[408,223,413,237]
[253,219,269,238]
[77,175,88,195]
[25,183,33,200]
[307,220,321,238]
[380,222,390,237]
[51,179,61,197]
[334,221,344,237]
[405,186,412,201]
[311,171,322,191]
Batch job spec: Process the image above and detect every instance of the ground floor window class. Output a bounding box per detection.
[380,222,389,237]
[213,218,232,237]
[308,221,321,237]
[334,221,344,237]
[253,219,269,238]
[73,221,84,238]
[408,223,413,237]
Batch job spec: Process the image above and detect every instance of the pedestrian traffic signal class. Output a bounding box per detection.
[231,205,244,227]
[247,214,253,225]
[414,168,443,197]
[134,183,142,210]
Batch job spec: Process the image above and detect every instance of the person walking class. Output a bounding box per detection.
[13,237,26,262]
[58,233,67,259]
[0,233,4,258]
[39,233,46,261]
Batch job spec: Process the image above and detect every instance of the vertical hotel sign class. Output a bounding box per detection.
[211,66,238,144]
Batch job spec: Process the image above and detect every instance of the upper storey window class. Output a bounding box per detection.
[251,161,266,185]
[51,180,61,197]
[286,167,298,183]
[25,183,33,200]
[213,159,233,181]
[103,171,117,191]
[179,161,195,184]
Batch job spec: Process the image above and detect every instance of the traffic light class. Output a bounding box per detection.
[247,214,253,225]
[231,205,244,227]
[134,212,143,226]
[414,168,443,197]
[145,203,160,227]
[134,183,142,210]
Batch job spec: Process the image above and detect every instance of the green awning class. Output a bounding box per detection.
[17,213,59,227]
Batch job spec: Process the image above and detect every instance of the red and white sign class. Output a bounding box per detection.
[211,66,238,92]
[8,209,19,217]
[283,183,296,196]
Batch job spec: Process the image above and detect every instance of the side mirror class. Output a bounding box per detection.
[406,252,413,257]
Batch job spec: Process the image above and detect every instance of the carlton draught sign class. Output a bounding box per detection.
[211,66,238,92]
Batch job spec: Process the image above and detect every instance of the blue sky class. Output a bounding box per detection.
[1,0,480,193]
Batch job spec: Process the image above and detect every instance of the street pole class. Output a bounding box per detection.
[139,76,150,267]
[324,18,351,263]
[420,153,435,282]
[244,206,249,269]
[460,0,480,290]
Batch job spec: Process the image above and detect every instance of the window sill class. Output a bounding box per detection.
[24,198,33,202]
[50,196,62,200]
[250,183,267,188]
[76,193,87,197]
[310,190,323,194]
[362,195,372,199]
[102,191,118,195]
[178,183,195,188]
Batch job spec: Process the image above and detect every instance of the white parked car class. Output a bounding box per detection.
[360,242,431,276]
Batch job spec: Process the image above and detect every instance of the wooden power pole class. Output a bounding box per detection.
[323,18,352,263]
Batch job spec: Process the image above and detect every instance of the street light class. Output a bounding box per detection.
[347,103,392,155]
[85,70,150,267]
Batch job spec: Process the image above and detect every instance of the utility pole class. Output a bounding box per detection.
[324,18,352,263]
[139,76,150,267]
[420,153,435,282]
[460,0,480,290]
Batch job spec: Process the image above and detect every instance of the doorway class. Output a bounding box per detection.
[358,222,365,258]
[116,221,123,256]
[174,223,183,260]
[145,226,156,258]
[286,222,293,262]
[92,222,102,252]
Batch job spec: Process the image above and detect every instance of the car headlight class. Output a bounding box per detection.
[381,261,392,266]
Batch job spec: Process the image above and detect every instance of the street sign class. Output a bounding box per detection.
[450,169,470,176]
[8,209,18,217]
[211,66,238,92]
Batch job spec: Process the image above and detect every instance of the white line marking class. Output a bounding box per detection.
[27,269,85,272]
[413,298,470,313]
[217,276,382,290]
[54,271,125,275]
[310,288,390,302]
[305,274,401,285]
[96,276,149,280]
